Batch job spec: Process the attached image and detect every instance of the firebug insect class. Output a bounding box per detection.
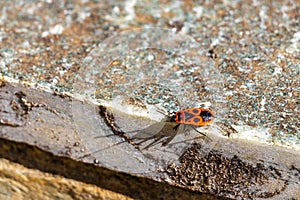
[94,106,215,151]
[163,107,214,137]
[171,108,214,126]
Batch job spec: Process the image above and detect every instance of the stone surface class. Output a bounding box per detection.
[0,158,131,200]
[0,80,225,199]
[1,77,299,200]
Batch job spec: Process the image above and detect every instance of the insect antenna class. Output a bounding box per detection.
[156,107,168,116]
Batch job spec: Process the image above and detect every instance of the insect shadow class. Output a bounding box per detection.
[127,121,210,150]
[80,105,210,162]
[94,119,209,154]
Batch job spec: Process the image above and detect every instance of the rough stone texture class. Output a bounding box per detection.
[0,80,227,199]
[0,158,131,200]
[166,143,300,199]
[1,77,299,199]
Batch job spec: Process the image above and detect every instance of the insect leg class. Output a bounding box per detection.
[173,123,180,130]
[189,125,207,137]
[161,134,177,146]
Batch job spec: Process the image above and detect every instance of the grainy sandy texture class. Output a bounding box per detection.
[0,158,132,200]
